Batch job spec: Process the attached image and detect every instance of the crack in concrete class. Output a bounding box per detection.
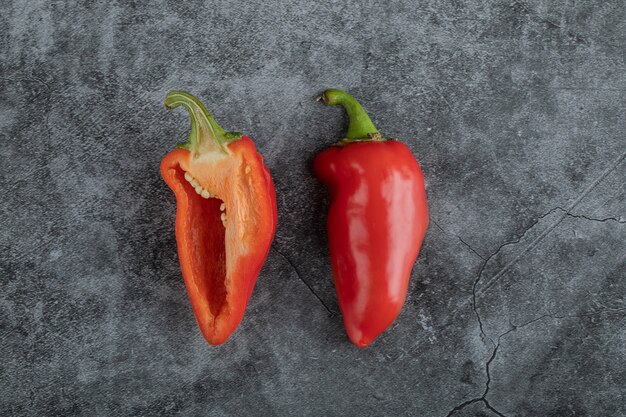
[446,307,626,416]
[444,397,506,417]
[272,245,335,316]
[444,335,507,416]
[436,201,623,345]
[471,207,563,341]
[457,236,486,260]
[554,207,626,224]
[443,340,506,416]
[436,197,624,347]
[452,148,625,415]
[395,154,625,364]
[431,220,486,260]
[504,307,626,336]
[477,151,625,297]
[446,337,506,417]
[444,398,482,417]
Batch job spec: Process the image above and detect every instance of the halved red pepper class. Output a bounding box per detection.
[313,89,429,348]
[160,91,277,345]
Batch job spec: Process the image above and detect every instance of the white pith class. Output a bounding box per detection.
[184,171,227,227]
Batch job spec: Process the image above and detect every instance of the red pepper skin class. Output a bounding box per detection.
[160,92,276,345]
[314,90,429,347]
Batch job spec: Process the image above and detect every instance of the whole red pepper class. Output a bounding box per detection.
[313,89,429,347]
[160,91,277,345]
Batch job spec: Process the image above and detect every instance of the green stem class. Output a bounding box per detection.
[164,90,240,155]
[321,89,382,142]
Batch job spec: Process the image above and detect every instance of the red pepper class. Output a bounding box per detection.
[160,91,277,345]
[313,89,429,348]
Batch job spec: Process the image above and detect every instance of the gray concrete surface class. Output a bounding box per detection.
[1,1,625,416]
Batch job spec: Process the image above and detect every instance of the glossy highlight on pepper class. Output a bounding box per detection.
[313,89,429,347]
[160,91,277,345]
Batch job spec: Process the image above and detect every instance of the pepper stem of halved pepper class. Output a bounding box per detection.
[320,89,384,144]
[164,90,241,156]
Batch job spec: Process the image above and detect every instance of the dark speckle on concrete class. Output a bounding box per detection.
[1,1,625,416]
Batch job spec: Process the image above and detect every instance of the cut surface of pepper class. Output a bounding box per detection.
[160,91,277,345]
[313,89,429,348]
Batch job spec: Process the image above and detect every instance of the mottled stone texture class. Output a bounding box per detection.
[1,0,624,416]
